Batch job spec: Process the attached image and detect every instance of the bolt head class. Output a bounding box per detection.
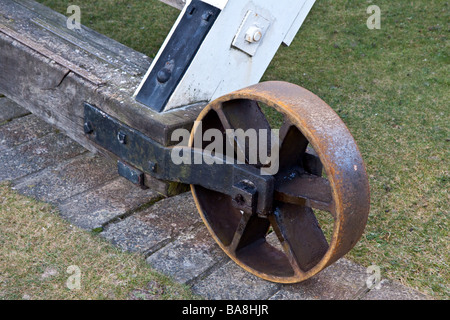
[202,11,213,22]
[245,26,263,43]
[157,68,171,83]
[117,131,127,144]
[234,194,246,206]
[148,161,157,172]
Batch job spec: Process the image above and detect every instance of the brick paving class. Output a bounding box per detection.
[0,96,432,300]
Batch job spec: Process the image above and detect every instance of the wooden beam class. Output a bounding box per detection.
[0,0,202,194]
[0,0,204,146]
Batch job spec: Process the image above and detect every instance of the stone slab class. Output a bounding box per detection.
[101,215,170,253]
[269,258,368,300]
[13,153,117,204]
[0,133,86,182]
[0,114,55,151]
[191,260,280,300]
[101,192,201,254]
[146,226,228,284]
[136,191,201,229]
[0,96,30,123]
[0,96,435,301]
[58,177,160,231]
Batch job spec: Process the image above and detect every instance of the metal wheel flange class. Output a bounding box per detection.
[189,81,370,283]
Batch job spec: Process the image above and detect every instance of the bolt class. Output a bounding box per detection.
[202,11,213,22]
[148,161,157,173]
[157,68,171,83]
[83,121,93,134]
[245,26,263,43]
[157,60,174,84]
[234,194,246,206]
[188,6,196,16]
[117,131,127,144]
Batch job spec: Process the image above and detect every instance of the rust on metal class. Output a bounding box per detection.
[190,81,370,283]
[274,171,335,214]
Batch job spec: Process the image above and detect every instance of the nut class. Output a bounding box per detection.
[245,26,263,43]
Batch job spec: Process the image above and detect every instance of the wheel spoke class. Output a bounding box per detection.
[278,117,294,142]
[302,147,323,176]
[214,106,233,130]
[278,122,308,171]
[274,171,335,215]
[219,99,272,131]
[229,211,270,253]
[215,100,273,167]
[269,202,329,273]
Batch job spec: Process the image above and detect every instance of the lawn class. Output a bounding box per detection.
[0,182,197,299]
[26,0,450,299]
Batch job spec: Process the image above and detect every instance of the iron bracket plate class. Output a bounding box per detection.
[84,102,274,215]
[117,160,146,189]
[135,0,221,112]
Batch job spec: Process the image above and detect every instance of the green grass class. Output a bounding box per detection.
[32,0,449,299]
[276,0,449,299]
[0,182,197,300]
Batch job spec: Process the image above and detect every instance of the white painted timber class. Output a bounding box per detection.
[201,0,229,10]
[136,0,316,111]
[282,0,316,46]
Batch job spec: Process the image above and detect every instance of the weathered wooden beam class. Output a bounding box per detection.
[0,0,201,194]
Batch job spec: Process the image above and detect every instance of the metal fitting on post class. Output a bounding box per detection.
[245,26,263,43]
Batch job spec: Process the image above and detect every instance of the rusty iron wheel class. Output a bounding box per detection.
[189,81,370,283]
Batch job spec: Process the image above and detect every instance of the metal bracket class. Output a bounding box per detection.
[135,0,221,112]
[231,10,271,57]
[134,0,317,112]
[117,160,146,189]
[231,180,258,214]
[84,102,274,215]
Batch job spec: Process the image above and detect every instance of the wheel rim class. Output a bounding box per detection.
[190,81,370,283]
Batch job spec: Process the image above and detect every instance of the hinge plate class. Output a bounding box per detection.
[232,10,271,57]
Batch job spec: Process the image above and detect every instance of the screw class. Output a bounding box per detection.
[117,131,127,144]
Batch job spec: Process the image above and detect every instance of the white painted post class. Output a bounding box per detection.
[136,0,316,112]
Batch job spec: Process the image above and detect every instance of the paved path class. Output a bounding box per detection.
[0,96,431,300]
